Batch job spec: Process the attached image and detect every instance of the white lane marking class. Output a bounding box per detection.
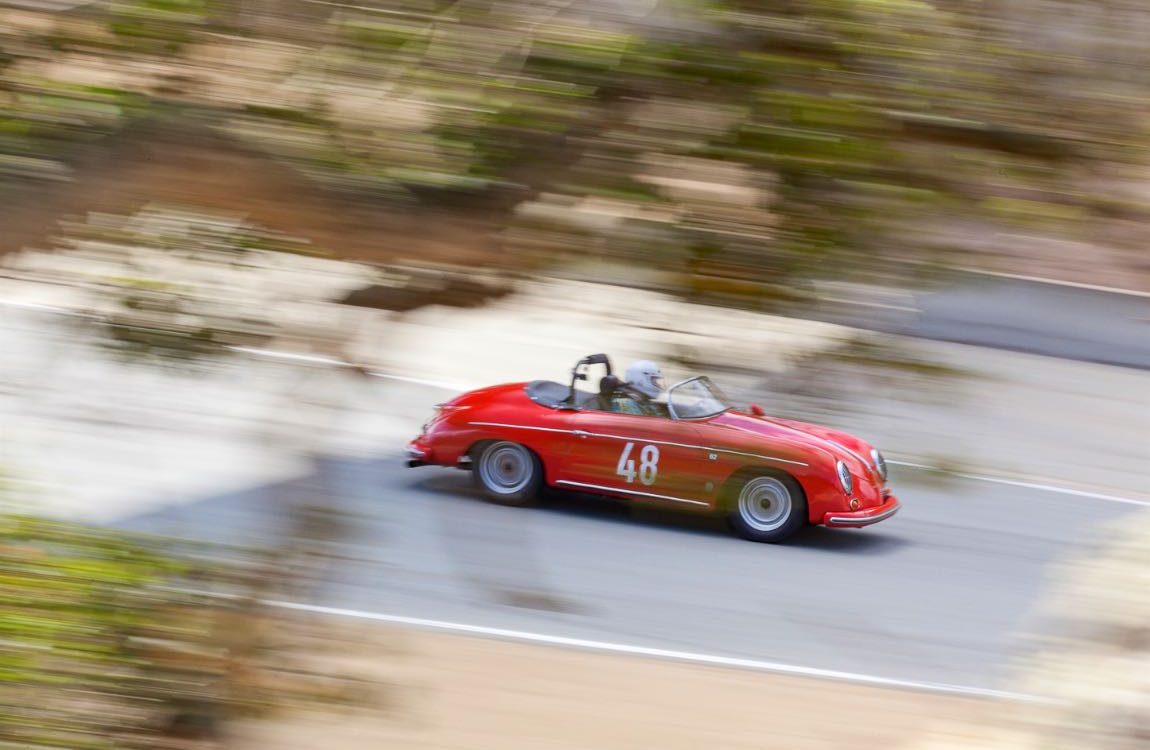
[0,299,75,313]
[0,298,105,319]
[956,265,1150,298]
[471,421,808,467]
[817,296,920,313]
[227,346,477,391]
[228,346,345,365]
[555,479,709,507]
[373,372,476,392]
[888,460,1150,507]
[263,599,1046,703]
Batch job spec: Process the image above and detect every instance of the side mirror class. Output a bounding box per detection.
[750,403,766,417]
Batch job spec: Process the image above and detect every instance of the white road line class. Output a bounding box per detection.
[0,298,103,319]
[371,372,476,392]
[0,299,70,312]
[888,460,1150,507]
[228,346,345,365]
[956,265,1150,298]
[817,296,920,313]
[227,346,477,391]
[264,598,1045,703]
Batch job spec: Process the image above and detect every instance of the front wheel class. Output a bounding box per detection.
[727,473,807,543]
[472,441,542,507]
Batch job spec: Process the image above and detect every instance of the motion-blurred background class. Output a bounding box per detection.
[1,1,1147,748]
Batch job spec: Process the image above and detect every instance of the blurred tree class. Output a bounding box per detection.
[0,512,186,747]
[4,0,1150,298]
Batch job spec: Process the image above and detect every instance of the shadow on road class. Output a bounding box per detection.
[411,469,910,555]
[112,455,913,629]
[786,525,911,554]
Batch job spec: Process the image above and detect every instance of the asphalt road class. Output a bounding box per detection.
[814,272,1150,370]
[116,459,1140,692]
[7,285,1140,694]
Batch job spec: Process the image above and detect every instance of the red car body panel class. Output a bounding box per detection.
[407,377,901,530]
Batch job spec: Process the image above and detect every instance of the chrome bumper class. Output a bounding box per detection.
[823,497,901,528]
[406,444,428,468]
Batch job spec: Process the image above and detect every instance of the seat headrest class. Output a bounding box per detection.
[599,374,622,397]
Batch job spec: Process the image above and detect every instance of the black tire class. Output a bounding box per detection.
[725,471,807,543]
[472,441,542,507]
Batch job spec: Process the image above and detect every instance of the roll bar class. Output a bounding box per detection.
[564,353,613,407]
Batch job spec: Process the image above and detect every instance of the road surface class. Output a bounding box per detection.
[814,271,1150,370]
[115,459,1140,692]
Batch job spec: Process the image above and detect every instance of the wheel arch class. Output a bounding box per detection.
[718,464,810,518]
[465,437,555,484]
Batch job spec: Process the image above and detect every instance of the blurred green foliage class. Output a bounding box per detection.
[0,468,370,748]
[109,0,207,55]
[0,513,185,747]
[0,0,1147,298]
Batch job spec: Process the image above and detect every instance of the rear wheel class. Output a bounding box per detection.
[727,472,807,543]
[472,441,542,507]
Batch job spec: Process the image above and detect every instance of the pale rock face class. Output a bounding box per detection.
[35,56,130,90]
[185,40,305,77]
[326,91,434,130]
[0,9,57,36]
[513,195,675,235]
[638,153,774,209]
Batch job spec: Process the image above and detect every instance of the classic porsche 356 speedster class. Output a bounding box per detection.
[407,354,899,543]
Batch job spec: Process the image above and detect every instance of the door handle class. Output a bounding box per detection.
[573,430,590,438]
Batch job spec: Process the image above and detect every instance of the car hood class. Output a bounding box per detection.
[710,411,878,474]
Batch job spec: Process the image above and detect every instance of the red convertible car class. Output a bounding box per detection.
[406,354,899,543]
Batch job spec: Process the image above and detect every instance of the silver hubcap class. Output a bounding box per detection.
[478,442,533,495]
[738,477,793,532]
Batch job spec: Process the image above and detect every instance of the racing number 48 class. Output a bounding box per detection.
[616,442,659,486]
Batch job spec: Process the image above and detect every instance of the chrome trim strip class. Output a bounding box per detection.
[827,505,900,526]
[468,422,808,467]
[555,480,709,507]
[470,422,573,435]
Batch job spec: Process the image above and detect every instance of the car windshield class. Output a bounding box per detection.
[667,377,732,420]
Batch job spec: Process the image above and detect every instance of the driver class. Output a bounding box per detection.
[625,360,666,400]
[608,360,668,417]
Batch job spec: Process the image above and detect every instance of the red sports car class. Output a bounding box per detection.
[406,354,900,543]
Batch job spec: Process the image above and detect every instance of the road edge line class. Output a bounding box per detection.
[888,461,1150,508]
[265,599,1047,703]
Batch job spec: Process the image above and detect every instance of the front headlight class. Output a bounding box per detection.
[871,449,888,482]
[836,460,853,495]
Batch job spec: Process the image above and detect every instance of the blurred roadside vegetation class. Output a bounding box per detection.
[0,470,380,749]
[2,4,1144,745]
[2,0,1149,306]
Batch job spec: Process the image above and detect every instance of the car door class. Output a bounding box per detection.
[556,410,716,509]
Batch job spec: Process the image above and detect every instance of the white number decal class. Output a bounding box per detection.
[616,442,637,483]
[616,442,660,486]
[639,444,660,486]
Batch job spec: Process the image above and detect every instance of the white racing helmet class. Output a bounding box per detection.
[625,360,665,399]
